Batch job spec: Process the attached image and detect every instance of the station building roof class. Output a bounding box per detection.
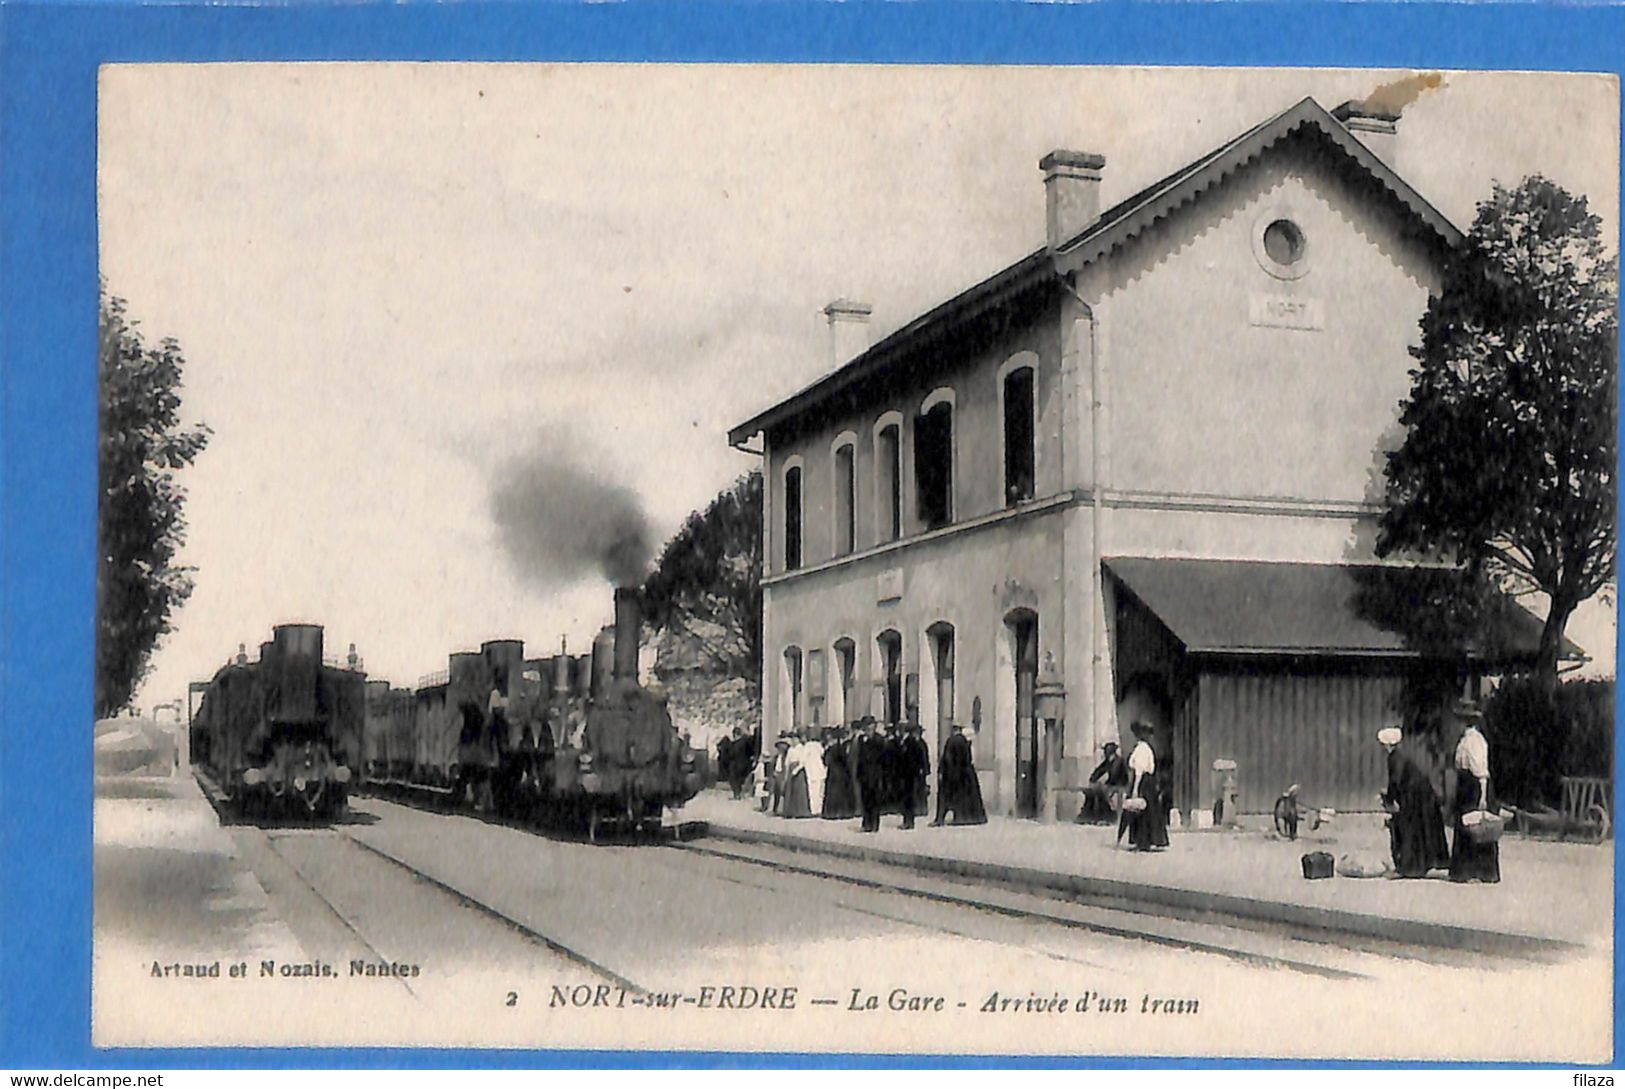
[729,96,1462,448]
[1104,556,1573,664]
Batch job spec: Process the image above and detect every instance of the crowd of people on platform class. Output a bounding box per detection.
[717,718,989,833]
[1379,696,1501,884]
[712,694,1504,882]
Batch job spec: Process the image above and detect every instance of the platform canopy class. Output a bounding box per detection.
[1103,557,1568,664]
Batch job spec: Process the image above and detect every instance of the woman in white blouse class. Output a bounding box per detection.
[1118,720,1169,852]
[1447,698,1500,883]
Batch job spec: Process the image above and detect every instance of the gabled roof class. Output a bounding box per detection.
[1051,96,1461,272]
[729,96,1462,447]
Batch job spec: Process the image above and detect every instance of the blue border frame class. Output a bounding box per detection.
[2,0,1621,1069]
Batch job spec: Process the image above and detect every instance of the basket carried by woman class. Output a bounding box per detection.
[1117,721,1168,852]
[1460,808,1508,844]
[1447,699,1501,883]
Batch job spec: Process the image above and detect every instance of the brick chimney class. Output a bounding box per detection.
[1332,99,1401,164]
[1040,149,1106,251]
[823,298,872,370]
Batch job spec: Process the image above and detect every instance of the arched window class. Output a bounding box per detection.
[833,438,856,556]
[1002,364,1036,505]
[806,648,826,728]
[877,629,904,726]
[874,414,902,544]
[833,637,857,725]
[783,463,803,571]
[783,646,804,733]
[916,391,954,529]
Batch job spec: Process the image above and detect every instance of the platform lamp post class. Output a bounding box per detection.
[1033,652,1067,822]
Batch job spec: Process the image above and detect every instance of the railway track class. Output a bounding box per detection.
[223,790,1572,1000]
[256,831,422,998]
[255,814,1381,994]
[341,833,647,994]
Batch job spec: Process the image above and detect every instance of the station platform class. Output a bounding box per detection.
[673,787,1614,955]
[93,771,304,966]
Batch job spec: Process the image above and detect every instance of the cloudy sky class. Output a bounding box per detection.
[98,65,1618,707]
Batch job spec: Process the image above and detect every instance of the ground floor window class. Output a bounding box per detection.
[877,629,903,725]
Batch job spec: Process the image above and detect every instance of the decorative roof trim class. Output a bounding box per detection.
[1052,96,1462,274]
[729,97,1462,447]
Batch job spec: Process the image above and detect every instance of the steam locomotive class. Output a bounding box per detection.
[190,623,362,820]
[361,588,704,839]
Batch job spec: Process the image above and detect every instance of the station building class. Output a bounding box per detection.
[727,97,1548,821]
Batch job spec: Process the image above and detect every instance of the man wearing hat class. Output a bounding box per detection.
[899,722,931,830]
[769,733,793,816]
[852,718,887,833]
[1444,697,1499,883]
[1078,741,1129,824]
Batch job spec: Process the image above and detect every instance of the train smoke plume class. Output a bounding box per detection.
[490,446,652,588]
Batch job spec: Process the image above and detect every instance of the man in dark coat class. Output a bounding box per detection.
[716,732,735,792]
[931,723,987,826]
[899,724,931,829]
[853,718,886,832]
[734,729,759,800]
[878,723,905,816]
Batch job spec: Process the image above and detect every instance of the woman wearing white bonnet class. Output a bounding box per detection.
[1381,719,1450,878]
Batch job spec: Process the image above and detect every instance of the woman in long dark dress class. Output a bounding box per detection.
[1447,700,1500,884]
[1119,721,1169,851]
[1381,726,1450,877]
[930,724,986,826]
[821,729,858,819]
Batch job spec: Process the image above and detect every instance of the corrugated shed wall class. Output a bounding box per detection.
[1198,666,1400,814]
[1173,680,1200,816]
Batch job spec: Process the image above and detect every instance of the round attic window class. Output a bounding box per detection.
[1263,219,1305,266]
[1252,210,1312,280]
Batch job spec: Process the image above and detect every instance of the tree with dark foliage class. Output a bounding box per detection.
[639,470,762,683]
[1377,177,1617,698]
[98,292,210,717]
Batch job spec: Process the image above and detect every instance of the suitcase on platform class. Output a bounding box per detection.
[1300,851,1334,879]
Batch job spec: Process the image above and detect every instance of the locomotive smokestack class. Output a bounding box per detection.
[553,637,570,697]
[614,587,641,683]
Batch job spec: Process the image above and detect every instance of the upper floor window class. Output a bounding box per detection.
[876,421,902,544]
[784,464,803,571]
[915,394,954,530]
[833,440,856,556]
[1003,365,1036,505]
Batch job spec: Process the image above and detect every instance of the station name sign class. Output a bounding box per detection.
[1248,293,1324,331]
